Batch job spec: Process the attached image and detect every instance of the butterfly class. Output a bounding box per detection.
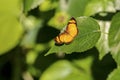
[55,17,78,44]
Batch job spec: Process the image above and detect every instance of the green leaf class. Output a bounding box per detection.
[84,0,115,16]
[67,0,90,17]
[109,12,120,66]
[48,12,70,29]
[115,0,120,10]
[107,67,120,80]
[40,60,75,80]
[24,0,43,13]
[0,14,23,55]
[72,56,93,74]
[46,17,100,55]
[21,16,43,48]
[39,0,58,11]
[0,0,23,55]
[40,59,93,80]
[96,21,110,59]
[0,0,21,16]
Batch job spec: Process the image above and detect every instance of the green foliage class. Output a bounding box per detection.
[67,0,89,17]
[0,0,23,54]
[40,57,93,80]
[96,21,110,59]
[0,15,23,54]
[84,0,115,16]
[107,67,120,80]
[24,0,43,13]
[109,12,120,66]
[0,0,120,80]
[46,17,100,55]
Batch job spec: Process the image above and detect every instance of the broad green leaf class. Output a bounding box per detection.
[67,0,90,17]
[0,0,23,55]
[84,0,115,16]
[107,67,120,80]
[40,59,93,80]
[96,21,110,59]
[0,14,23,55]
[0,0,21,16]
[46,17,100,55]
[109,12,120,66]
[40,60,76,80]
[24,0,43,13]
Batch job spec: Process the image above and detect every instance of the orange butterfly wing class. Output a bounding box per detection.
[66,17,78,38]
[59,33,74,44]
[55,17,78,44]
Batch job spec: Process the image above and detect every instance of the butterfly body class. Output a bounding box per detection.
[55,17,78,44]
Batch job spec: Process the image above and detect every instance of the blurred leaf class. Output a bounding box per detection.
[84,0,103,16]
[107,67,120,80]
[28,66,41,77]
[48,12,70,29]
[46,17,100,55]
[40,59,93,80]
[104,0,115,12]
[0,0,21,16]
[24,0,33,12]
[0,0,23,55]
[26,42,52,65]
[26,50,38,65]
[39,0,58,11]
[21,16,43,48]
[0,14,23,55]
[22,71,34,80]
[67,0,89,17]
[115,0,120,10]
[72,56,93,74]
[84,0,115,16]
[96,21,110,59]
[24,0,43,13]
[0,0,20,13]
[40,60,75,80]
[109,12,120,66]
